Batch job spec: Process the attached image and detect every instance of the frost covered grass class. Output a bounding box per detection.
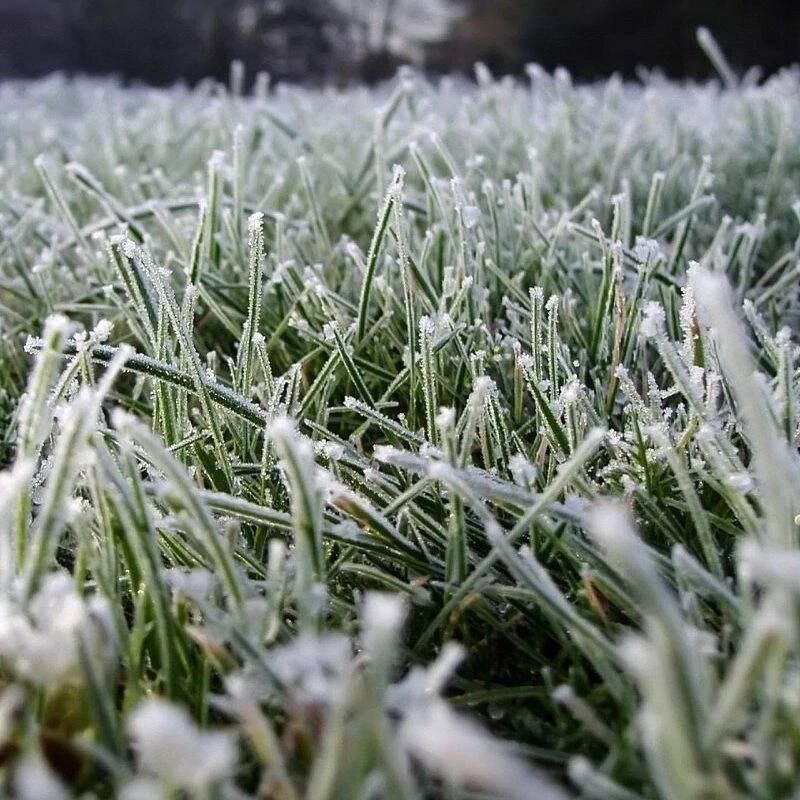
[1,45,800,797]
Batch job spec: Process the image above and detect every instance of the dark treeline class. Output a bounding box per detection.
[1,0,798,86]
[444,0,800,81]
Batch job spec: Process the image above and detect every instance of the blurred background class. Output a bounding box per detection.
[1,0,798,86]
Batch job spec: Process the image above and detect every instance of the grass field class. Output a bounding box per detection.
[2,41,800,798]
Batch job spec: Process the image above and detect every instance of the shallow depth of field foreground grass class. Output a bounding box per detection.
[2,43,800,798]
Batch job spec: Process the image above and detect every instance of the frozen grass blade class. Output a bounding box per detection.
[357,166,403,340]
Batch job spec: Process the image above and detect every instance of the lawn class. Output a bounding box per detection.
[1,44,800,798]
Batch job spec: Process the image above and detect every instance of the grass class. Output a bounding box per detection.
[1,37,800,798]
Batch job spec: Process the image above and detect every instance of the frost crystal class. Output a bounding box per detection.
[129,698,236,791]
[91,318,114,342]
[270,634,351,705]
[362,592,406,651]
[400,701,568,800]
[248,210,264,233]
[0,572,113,688]
[640,301,666,339]
[462,205,481,229]
[14,758,68,800]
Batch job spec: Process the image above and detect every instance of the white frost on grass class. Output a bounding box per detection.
[128,698,237,792]
[0,572,113,688]
[401,700,569,800]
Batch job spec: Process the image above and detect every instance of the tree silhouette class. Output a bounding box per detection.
[445,0,800,80]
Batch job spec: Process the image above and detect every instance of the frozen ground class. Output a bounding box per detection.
[1,54,800,798]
